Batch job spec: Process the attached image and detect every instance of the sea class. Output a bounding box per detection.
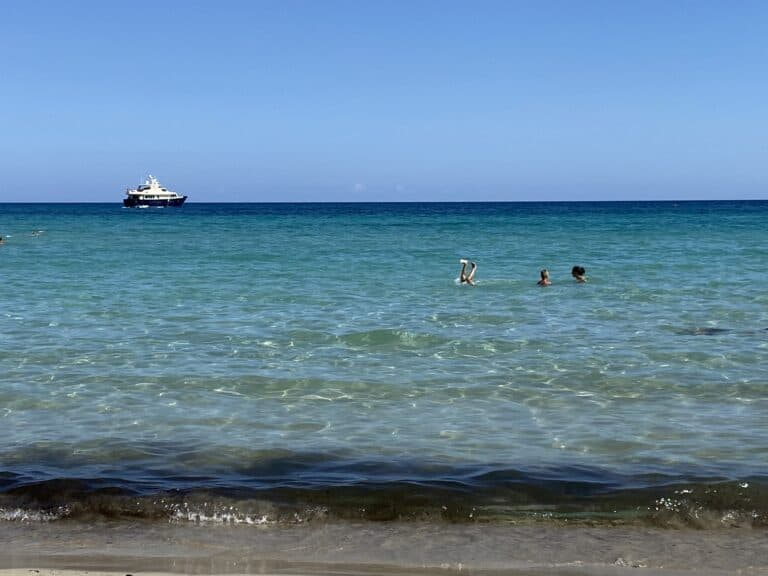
[1,201,767,529]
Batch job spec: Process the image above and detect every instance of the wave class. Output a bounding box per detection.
[2,457,766,528]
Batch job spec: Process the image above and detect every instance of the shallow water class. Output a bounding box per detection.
[1,201,767,526]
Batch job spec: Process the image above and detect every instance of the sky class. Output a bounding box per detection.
[1,0,766,202]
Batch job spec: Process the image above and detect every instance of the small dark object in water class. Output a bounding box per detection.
[676,327,731,336]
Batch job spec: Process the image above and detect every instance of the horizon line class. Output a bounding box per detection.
[1,198,767,205]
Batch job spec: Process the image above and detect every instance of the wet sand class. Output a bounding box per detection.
[1,521,767,575]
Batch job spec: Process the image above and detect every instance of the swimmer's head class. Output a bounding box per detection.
[540,269,549,279]
[571,265,585,277]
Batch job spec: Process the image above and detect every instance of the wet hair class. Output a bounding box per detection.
[540,269,549,279]
[571,266,586,277]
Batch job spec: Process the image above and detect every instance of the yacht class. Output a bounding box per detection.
[123,175,187,207]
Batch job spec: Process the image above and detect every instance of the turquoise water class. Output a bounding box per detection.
[1,201,767,525]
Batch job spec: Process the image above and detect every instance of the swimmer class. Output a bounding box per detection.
[537,269,551,286]
[459,259,477,285]
[571,265,587,283]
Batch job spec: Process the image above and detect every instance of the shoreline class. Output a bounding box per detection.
[3,473,766,528]
[2,521,767,575]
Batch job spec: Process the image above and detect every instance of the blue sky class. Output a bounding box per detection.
[1,0,766,202]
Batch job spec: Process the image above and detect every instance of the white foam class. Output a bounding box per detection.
[0,507,68,522]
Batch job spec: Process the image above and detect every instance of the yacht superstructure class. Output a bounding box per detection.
[123,175,187,207]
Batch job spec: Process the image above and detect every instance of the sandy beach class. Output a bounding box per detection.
[1,521,767,576]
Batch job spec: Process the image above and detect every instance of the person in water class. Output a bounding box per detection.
[537,269,551,286]
[571,265,587,283]
[459,259,477,285]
